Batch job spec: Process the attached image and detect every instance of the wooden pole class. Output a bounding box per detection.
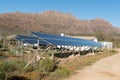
[50,46,55,62]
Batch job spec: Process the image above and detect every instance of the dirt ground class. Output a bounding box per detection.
[65,49,120,80]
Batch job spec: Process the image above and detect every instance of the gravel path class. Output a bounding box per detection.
[65,50,120,80]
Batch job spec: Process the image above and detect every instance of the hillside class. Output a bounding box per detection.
[0,10,120,41]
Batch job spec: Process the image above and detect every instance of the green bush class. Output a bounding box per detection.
[0,71,6,80]
[39,58,55,73]
[56,66,70,78]
[0,61,17,72]
[24,65,34,72]
[14,60,26,72]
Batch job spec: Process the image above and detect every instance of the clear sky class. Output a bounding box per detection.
[0,0,120,27]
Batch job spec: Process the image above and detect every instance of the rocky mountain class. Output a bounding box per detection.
[0,10,120,41]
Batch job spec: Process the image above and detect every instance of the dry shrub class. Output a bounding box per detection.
[39,58,55,73]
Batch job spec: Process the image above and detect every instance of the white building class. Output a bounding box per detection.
[71,36,98,42]
[99,42,113,49]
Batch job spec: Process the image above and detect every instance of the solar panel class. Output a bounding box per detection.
[16,35,49,45]
[31,32,87,42]
[17,35,38,40]
[31,32,102,47]
[44,38,85,46]
[15,36,27,43]
[44,38,101,46]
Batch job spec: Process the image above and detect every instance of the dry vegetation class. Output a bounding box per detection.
[59,49,117,77]
[0,48,117,80]
[0,10,120,80]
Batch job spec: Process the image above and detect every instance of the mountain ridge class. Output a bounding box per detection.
[0,10,120,41]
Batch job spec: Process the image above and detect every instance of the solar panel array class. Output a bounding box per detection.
[15,32,102,47]
[16,35,49,45]
[31,32,102,47]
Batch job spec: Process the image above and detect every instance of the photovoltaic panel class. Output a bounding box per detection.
[44,38,101,46]
[17,35,38,40]
[31,32,102,47]
[31,32,87,42]
[16,35,49,45]
[44,38,85,46]
[15,36,27,43]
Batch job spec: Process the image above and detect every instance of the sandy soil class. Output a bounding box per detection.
[65,49,120,80]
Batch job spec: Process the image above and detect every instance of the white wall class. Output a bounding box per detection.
[99,42,113,49]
